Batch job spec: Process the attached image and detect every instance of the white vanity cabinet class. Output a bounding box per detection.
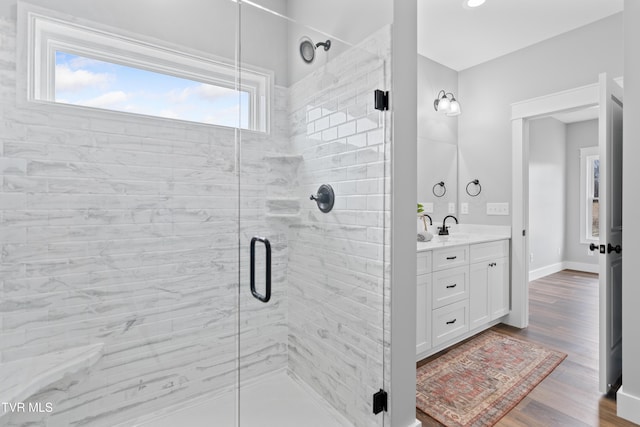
[469,240,510,329]
[416,238,511,360]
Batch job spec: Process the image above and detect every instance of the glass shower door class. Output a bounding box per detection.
[238,2,390,426]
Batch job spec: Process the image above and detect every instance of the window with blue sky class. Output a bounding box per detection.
[54,52,250,129]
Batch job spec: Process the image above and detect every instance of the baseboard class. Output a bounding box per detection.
[529,262,564,281]
[617,386,640,424]
[563,261,599,274]
[529,261,599,281]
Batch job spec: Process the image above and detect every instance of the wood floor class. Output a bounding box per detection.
[416,270,638,427]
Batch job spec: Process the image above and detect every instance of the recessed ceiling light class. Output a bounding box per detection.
[465,0,486,8]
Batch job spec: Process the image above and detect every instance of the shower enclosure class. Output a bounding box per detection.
[0,1,392,426]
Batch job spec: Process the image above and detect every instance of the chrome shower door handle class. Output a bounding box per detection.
[250,236,271,303]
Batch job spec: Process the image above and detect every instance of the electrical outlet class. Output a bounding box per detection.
[421,202,434,213]
[486,202,509,215]
[460,202,469,214]
[448,203,456,214]
[530,253,534,262]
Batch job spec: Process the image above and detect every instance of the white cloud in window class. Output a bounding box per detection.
[56,64,112,92]
[169,83,237,103]
[68,56,105,69]
[192,83,237,100]
[82,91,129,108]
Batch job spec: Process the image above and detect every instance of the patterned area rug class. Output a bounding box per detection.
[416,330,567,427]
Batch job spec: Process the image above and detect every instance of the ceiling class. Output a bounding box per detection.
[417,0,624,71]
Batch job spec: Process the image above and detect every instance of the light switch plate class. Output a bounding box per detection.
[486,202,509,215]
[421,202,434,213]
[460,202,469,214]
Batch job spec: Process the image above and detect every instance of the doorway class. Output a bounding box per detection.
[510,74,623,394]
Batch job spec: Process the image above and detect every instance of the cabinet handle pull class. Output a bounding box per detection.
[446,256,457,260]
[446,319,457,325]
[446,284,457,289]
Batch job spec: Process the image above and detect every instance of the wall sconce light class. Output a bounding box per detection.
[434,90,461,116]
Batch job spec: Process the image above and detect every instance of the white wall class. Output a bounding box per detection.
[565,119,599,267]
[618,0,640,424]
[2,0,291,85]
[528,117,566,273]
[417,55,458,222]
[458,13,624,225]
[390,1,418,426]
[286,0,392,84]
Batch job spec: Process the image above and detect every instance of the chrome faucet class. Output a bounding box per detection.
[438,215,459,236]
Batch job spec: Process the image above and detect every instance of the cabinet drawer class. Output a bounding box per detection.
[432,266,469,309]
[432,246,469,271]
[417,251,433,275]
[470,240,509,264]
[432,300,469,347]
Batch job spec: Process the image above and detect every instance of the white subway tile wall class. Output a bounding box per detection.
[0,13,391,427]
[287,27,391,427]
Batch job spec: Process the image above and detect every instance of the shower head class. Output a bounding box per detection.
[299,37,331,64]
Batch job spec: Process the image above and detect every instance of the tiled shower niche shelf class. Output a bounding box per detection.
[0,343,104,417]
[265,197,301,219]
[263,154,304,164]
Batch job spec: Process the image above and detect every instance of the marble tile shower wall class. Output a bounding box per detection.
[0,16,293,426]
[287,27,391,427]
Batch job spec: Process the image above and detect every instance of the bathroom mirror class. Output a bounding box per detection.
[417,140,458,221]
[417,54,459,223]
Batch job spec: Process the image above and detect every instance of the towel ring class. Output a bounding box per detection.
[466,179,481,197]
[432,181,446,198]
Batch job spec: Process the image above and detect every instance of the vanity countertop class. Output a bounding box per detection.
[416,224,511,252]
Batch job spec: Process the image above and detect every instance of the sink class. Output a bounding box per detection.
[432,233,472,242]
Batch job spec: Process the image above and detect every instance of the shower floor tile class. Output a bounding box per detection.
[134,371,353,427]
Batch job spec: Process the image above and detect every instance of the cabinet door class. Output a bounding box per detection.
[416,273,432,355]
[490,257,510,320]
[417,251,433,276]
[469,262,490,330]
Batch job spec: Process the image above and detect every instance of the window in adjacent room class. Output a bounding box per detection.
[580,146,600,243]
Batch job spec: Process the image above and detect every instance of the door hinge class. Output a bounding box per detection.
[374,89,389,111]
[522,229,526,237]
[373,388,388,414]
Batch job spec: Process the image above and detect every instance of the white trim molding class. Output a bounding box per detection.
[510,81,605,329]
[529,263,565,282]
[618,386,640,425]
[511,83,599,121]
[564,261,599,274]
[529,261,599,281]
